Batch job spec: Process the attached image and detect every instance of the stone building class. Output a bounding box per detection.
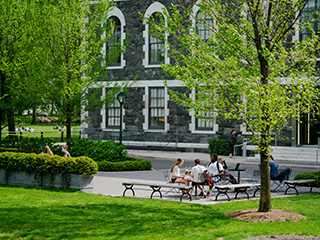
[82,0,320,151]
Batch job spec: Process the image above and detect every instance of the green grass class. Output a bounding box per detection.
[2,125,81,139]
[0,185,319,239]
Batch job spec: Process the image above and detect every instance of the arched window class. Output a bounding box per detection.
[196,11,213,40]
[102,7,126,69]
[106,16,121,66]
[149,13,165,64]
[143,2,169,68]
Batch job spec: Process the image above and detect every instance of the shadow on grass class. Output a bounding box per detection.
[0,186,231,239]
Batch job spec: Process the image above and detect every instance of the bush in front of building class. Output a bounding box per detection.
[0,152,98,176]
[208,138,231,156]
[0,135,60,155]
[68,138,127,162]
[68,138,152,171]
[98,157,152,171]
[294,171,320,187]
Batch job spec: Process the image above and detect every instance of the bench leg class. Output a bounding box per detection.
[150,186,162,199]
[234,187,249,199]
[180,188,192,202]
[310,186,313,193]
[123,184,135,197]
[284,184,298,195]
[215,189,230,202]
[253,186,260,197]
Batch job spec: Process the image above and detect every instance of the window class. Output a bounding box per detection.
[300,0,320,40]
[106,16,121,66]
[196,11,213,40]
[196,110,214,130]
[149,88,165,129]
[149,13,165,64]
[106,100,121,128]
[102,7,126,69]
[143,2,169,68]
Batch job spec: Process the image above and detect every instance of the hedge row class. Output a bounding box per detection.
[0,152,98,176]
[293,171,320,187]
[98,157,152,171]
[0,147,18,153]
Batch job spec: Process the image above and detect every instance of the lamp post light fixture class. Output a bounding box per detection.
[117,91,126,161]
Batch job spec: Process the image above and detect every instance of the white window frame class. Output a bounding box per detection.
[189,90,219,134]
[143,2,170,68]
[102,7,126,69]
[143,84,170,132]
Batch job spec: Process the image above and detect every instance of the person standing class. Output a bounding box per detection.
[228,129,237,157]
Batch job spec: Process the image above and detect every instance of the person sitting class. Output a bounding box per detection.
[62,145,71,157]
[169,158,189,186]
[190,159,206,197]
[206,153,224,196]
[269,155,279,180]
[39,146,54,156]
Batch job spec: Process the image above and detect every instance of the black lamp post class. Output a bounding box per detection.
[117,91,126,161]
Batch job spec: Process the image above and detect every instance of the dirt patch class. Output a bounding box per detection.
[226,209,307,222]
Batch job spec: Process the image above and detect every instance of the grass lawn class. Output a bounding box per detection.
[0,185,319,239]
[2,125,81,139]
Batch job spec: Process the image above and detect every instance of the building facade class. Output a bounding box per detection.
[82,0,320,150]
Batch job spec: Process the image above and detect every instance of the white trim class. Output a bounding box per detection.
[102,7,126,69]
[81,89,89,138]
[100,88,126,131]
[143,85,170,131]
[188,89,219,134]
[143,2,170,68]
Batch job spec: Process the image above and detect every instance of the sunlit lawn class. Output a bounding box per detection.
[0,185,319,240]
[2,125,81,139]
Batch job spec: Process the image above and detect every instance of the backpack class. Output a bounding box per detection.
[200,170,213,185]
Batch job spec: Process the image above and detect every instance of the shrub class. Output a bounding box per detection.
[0,147,18,152]
[18,137,34,153]
[294,171,320,187]
[0,135,60,155]
[97,157,152,171]
[0,152,98,176]
[208,138,230,156]
[68,138,127,162]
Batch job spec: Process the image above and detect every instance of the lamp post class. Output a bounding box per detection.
[117,91,126,161]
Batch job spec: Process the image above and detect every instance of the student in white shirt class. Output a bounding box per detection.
[169,158,189,186]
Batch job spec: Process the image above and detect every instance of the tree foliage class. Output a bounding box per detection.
[37,0,128,142]
[151,0,320,212]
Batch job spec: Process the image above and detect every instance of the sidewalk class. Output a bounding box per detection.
[126,149,320,170]
[82,149,320,204]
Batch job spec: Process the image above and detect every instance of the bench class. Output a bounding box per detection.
[214,183,261,201]
[122,181,193,202]
[284,179,317,195]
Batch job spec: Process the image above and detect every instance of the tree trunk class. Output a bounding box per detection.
[258,142,272,212]
[31,105,37,124]
[0,110,2,141]
[7,111,15,135]
[66,108,72,146]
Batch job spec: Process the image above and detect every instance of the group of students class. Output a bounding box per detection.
[39,145,71,158]
[169,153,229,197]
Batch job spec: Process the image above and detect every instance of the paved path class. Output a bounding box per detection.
[82,149,320,204]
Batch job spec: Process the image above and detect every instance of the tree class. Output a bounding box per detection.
[0,0,39,139]
[38,0,127,143]
[152,0,320,212]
